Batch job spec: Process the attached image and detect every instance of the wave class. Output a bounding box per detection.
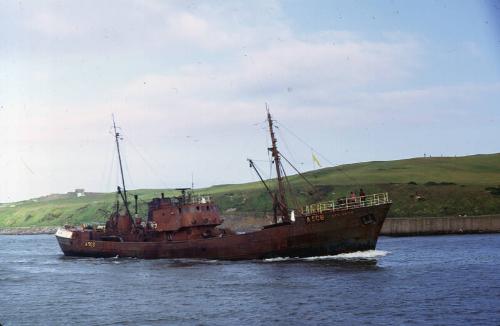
[263,250,389,262]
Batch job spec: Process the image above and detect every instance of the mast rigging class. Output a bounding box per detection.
[248,159,275,202]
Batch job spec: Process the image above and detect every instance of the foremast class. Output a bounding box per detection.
[266,106,290,223]
[112,115,133,225]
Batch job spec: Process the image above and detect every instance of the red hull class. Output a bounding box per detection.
[56,203,390,260]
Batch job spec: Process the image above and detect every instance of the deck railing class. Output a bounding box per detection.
[301,192,391,214]
[189,194,213,204]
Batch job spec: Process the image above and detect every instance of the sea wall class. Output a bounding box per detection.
[2,215,500,236]
[381,215,500,236]
[0,226,58,235]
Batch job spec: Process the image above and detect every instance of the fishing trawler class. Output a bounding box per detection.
[55,111,391,260]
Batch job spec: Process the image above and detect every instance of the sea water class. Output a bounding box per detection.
[0,234,499,325]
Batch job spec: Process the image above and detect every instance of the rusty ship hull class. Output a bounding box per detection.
[56,203,390,260]
[56,113,391,261]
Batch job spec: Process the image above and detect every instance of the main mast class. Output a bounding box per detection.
[266,106,290,223]
[112,115,132,223]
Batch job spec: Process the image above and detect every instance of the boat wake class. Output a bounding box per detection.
[263,250,389,262]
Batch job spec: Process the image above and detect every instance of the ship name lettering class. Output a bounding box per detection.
[306,214,325,223]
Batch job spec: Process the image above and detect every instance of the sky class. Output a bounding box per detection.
[1,0,500,202]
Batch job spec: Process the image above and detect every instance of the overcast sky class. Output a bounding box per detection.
[1,0,500,202]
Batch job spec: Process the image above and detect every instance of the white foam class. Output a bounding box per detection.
[263,257,292,262]
[263,250,389,262]
[304,250,389,261]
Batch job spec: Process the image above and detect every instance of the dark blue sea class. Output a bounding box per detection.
[0,234,499,325]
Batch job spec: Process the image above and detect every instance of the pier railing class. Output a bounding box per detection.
[301,192,391,214]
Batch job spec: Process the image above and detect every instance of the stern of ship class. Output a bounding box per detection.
[55,228,75,255]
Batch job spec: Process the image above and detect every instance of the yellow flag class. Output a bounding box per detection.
[312,152,322,168]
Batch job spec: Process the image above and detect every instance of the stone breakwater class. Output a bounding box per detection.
[0,226,59,235]
[2,214,500,236]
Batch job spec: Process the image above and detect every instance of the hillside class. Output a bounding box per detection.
[1,153,500,228]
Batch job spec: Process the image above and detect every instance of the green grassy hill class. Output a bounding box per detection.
[1,153,500,228]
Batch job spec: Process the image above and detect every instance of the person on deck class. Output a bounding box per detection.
[359,188,366,206]
[349,191,356,204]
[349,191,356,206]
